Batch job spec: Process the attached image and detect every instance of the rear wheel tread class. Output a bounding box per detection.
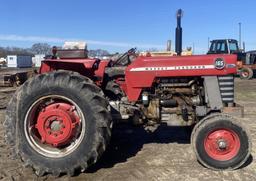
[4,70,112,176]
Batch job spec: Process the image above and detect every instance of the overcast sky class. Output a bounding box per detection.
[0,0,255,54]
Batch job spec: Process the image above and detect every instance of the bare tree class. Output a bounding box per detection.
[31,43,51,55]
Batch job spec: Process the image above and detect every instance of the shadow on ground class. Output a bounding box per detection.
[86,123,192,173]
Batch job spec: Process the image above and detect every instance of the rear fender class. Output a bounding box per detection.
[39,59,109,84]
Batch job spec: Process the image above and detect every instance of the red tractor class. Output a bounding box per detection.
[4,12,252,176]
[4,47,252,176]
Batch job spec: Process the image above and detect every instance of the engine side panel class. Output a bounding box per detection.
[125,54,237,101]
[203,76,223,110]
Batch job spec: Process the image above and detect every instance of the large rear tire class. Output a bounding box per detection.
[191,114,251,170]
[4,71,112,176]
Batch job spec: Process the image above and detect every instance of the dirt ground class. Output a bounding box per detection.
[0,78,255,181]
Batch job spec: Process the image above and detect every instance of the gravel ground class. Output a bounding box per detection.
[0,78,255,181]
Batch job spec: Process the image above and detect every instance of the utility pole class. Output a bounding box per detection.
[208,37,210,49]
[238,22,241,49]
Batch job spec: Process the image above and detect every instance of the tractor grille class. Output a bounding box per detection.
[218,75,234,103]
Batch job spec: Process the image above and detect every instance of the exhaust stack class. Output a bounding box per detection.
[175,9,183,56]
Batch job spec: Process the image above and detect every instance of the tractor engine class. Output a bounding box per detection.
[141,77,203,126]
[109,77,203,126]
[109,74,235,127]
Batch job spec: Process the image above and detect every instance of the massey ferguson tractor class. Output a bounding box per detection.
[4,10,252,176]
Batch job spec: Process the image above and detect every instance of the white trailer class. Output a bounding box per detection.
[7,55,32,68]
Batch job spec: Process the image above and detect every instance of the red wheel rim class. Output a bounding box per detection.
[36,103,80,147]
[24,95,85,158]
[204,129,240,161]
[242,71,249,78]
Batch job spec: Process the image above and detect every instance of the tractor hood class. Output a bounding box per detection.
[124,54,237,101]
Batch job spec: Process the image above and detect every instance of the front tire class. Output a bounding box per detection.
[4,71,112,176]
[192,114,251,170]
[240,67,254,80]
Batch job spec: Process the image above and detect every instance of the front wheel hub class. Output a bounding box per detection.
[204,129,241,161]
[217,139,227,150]
[242,71,249,78]
[36,103,80,147]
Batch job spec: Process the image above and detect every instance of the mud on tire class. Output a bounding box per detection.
[4,71,112,176]
[191,113,251,170]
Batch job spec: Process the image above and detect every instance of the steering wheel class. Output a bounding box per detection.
[111,48,137,66]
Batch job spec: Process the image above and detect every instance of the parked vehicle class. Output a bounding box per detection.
[207,39,256,79]
[6,55,33,68]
